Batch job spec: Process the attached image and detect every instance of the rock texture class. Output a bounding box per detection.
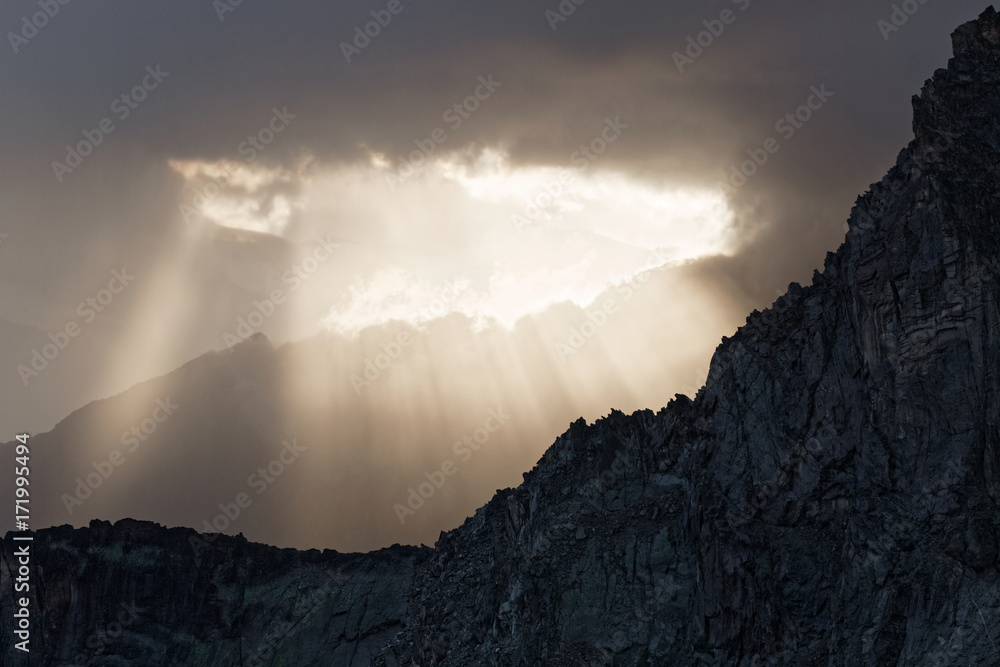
[6,7,1000,666]
[2,520,427,666]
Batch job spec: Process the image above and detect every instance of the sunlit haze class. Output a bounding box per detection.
[169,147,734,334]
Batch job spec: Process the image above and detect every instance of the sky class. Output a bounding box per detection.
[0,0,992,549]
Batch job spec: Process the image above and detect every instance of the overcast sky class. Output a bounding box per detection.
[0,0,992,547]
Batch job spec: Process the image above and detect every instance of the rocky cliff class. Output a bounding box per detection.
[5,7,1000,666]
[1,520,427,666]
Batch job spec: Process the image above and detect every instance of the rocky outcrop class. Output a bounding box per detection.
[5,7,1000,666]
[1,520,427,666]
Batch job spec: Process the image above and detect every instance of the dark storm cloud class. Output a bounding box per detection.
[0,0,983,172]
[0,0,984,248]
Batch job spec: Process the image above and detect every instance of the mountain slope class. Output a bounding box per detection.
[5,7,1000,666]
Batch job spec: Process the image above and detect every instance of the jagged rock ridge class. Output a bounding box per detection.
[5,7,1000,666]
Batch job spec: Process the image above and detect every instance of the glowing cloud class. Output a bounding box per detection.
[169,147,734,336]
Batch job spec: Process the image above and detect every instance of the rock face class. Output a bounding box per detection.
[1,520,427,666]
[5,7,1000,666]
